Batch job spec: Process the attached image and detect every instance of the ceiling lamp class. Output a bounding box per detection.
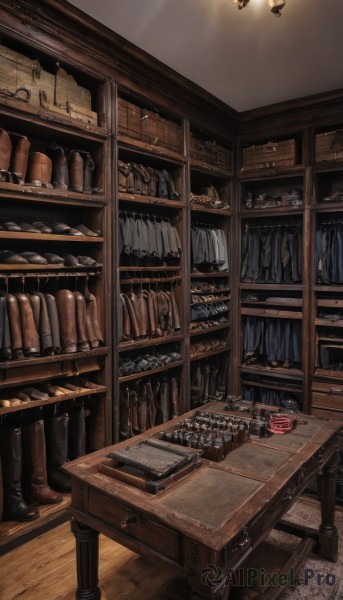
[234,0,286,17]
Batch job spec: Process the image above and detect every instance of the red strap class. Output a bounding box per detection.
[268,415,293,434]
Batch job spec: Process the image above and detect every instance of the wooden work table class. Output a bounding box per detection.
[63,401,341,599]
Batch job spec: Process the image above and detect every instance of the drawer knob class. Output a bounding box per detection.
[236,528,250,548]
[282,488,293,502]
[120,513,138,529]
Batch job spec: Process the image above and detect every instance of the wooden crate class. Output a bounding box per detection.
[242,139,297,172]
[190,134,231,170]
[118,98,142,139]
[141,108,182,152]
[315,130,343,163]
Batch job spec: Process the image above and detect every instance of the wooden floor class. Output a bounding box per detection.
[0,521,178,600]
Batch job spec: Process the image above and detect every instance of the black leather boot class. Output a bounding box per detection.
[44,413,71,492]
[0,426,39,521]
[52,146,69,190]
[68,404,86,460]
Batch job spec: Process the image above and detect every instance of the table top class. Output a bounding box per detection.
[64,401,341,551]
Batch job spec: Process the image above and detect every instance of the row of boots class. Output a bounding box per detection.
[0,288,103,360]
[191,356,229,408]
[0,128,101,193]
[0,404,86,522]
[120,374,179,439]
[118,161,180,199]
[120,288,180,341]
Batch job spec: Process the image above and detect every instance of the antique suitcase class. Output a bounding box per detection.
[190,133,231,170]
[242,139,298,172]
[118,98,142,139]
[315,130,343,163]
[141,108,182,153]
[0,43,98,125]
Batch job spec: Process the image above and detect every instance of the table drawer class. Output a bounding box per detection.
[89,489,180,562]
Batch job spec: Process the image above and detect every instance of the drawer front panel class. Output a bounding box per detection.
[89,489,180,561]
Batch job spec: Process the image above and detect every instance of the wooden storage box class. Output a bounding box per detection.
[190,133,231,170]
[118,98,142,139]
[315,130,343,163]
[141,108,182,152]
[242,139,297,172]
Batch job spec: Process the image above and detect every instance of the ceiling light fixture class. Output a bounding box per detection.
[234,0,286,17]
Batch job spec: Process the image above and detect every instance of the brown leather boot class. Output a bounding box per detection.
[12,136,30,184]
[44,293,61,354]
[0,129,11,180]
[54,289,77,353]
[87,293,104,346]
[52,146,69,190]
[37,293,53,355]
[81,151,95,194]
[170,376,179,418]
[160,378,170,423]
[69,150,83,192]
[73,291,90,351]
[202,365,211,402]
[22,420,63,505]
[28,152,52,187]
[120,387,131,439]
[15,293,40,356]
[130,387,139,434]
[6,294,24,359]
[137,381,147,432]
[146,380,156,429]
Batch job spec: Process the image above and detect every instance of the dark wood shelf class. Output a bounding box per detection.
[238,165,305,180]
[240,283,304,291]
[0,385,107,415]
[317,299,343,308]
[317,336,343,342]
[314,161,343,173]
[240,206,304,218]
[241,298,303,307]
[315,318,343,327]
[240,364,303,380]
[0,231,103,243]
[118,359,184,383]
[0,347,108,371]
[0,182,106,206]
[314,368,343,379]
[314,285,343,292]
[190,204,231,216]
[191,287,230,294]
[312,202,343,212]
[119,265,181,272]
[189,159,232,177]
[241,379,302,394]
[190,323,229,337]
[190,345,229,362]
[118,334,184,352]
[118,192,184,209]
[0,264,102,272]
[117,135,185,163]
[241,307,302,319]
[192,296,230,306]
[191,271,230,278]
[120,275,181,284]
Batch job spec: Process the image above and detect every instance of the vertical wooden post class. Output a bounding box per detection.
[71,518,101,600]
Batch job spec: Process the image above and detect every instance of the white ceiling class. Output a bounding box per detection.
[67,0,343,112]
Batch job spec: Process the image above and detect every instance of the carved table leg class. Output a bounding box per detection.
[184,540,232,600]
[317,452,338,562]
[71,518,101,600]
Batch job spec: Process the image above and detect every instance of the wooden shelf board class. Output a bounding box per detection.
[317,300,343,308]
[314,285,343,292]
[119,359,184,383]
[239,165,305,180]
[190,323,229,336]
[117,135,185,162]
[314,161,343,173]
[241,307,302,319]
[191,205,231,216]
[189,159,232,177]
[0,231,103,243]
[240,364,303,380]
[192,296,230,306]
[315,319,343,327]
[241,379,302,394]
[240,206,304,218]
[190,345,229,362]
[0,264,102,272]
[0,347,108,370]
[118,192,184,209]
[0,385,107,415]
[120,276,181,284]
[118,334,184,352]
[240,283,303,291]
[191,287,230,294]
[314,369,343,379]
[119,265,181,272]
[191,271,229,278]
[0,182,106,203]
[313,202,343,212]
[242,299,303,307]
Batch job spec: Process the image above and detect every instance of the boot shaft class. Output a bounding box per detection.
[0,129,11,173]
[12,136,30,182]
[68,407,86,460]
[69,150,83,192]
[52,146,69,190]
[28,152,52,186]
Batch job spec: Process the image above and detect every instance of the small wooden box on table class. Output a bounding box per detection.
[63,401,340,600]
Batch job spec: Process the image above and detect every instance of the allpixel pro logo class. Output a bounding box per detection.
[201,565,225,589]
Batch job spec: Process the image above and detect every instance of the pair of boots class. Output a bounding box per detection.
[0,128,30,184]
[191,364,219,407]
[52,146,99,194]
[0,421,62,522]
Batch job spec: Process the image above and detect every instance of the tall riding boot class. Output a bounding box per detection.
[170,376,179,418]
[12,135,30,184]
[6,294,24,359]
[52,146,69,190]
[27,152,52,187]
[202,365,211,403]
[0,295,12,359]
[69,150,84,192]
[216,356,229,396]
[130,384,139,435]
[81,151,95,194]
[160,378,170,423]
[44,293,61,354]
[44,413,71,492]
[73,291,90,351]
[146,381,156,429]
[54,289,77,353]
[137,381,147,432]
[0,129,11,180]
[68,405,86,460]
[15,293,40,356]
[208,366,219,399]
[191,365,202,408]
[0,426,39,521]
[22,420,63,504]
[120,387,131,439]
[152,380,163,425]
